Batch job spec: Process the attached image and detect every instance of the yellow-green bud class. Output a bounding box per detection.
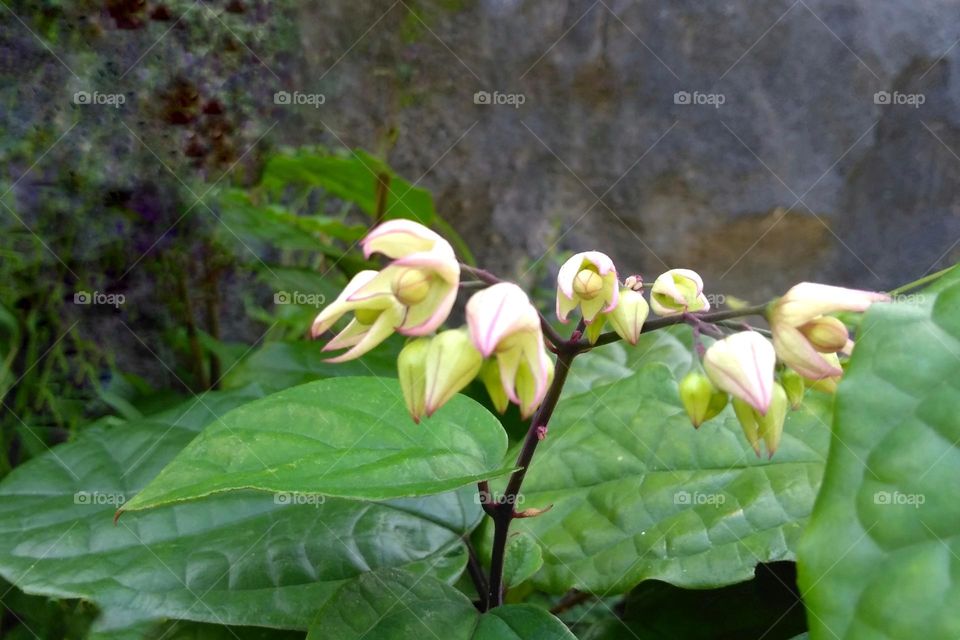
[799,316,849,353]
[584,314,606,344]
[398,338,430,422]
[354,307,382,325]
[572,269,604,300]
[392,268,432,306]
[781,369,805,409]
[679,372,728,428]
[424,329,483,417]
[480,360,509,414]
[733,383,788,458]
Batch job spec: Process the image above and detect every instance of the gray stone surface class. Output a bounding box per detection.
[295,0,960,298]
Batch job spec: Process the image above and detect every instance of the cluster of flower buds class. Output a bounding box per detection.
[678,283,888,457]
[312,219,888,448]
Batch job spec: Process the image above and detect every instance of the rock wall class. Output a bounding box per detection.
[294,0,960,298]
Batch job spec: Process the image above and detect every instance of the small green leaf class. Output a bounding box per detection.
[503,533,544,588]
[798,272,960,639]
[308,569,576,640]
[122,377,512,512]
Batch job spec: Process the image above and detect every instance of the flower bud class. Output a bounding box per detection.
[623,275,644,292]
[584,314,606,344]
[798,316,849,353]
[479,360,509,414]
[650,269,710,316]
[556,251,619,323]
[703,331,776,414]
[424,329,483,417]
[398,338,430,423]
[780,369,806,409]
[759,382,788,457]
[312,270,406,363]
[679,372,728,428]
[606,287,650,345]
[467,283,553,418]
[732,382,787,458]
[770,282,888,380]
[804,352,842,393]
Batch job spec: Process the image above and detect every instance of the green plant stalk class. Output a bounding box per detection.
[888,264,956,296]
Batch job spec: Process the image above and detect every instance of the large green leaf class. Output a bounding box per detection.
[307,569,576,639]
[798,275,960,639]
[0,388,480,631]
[122,377,512,512]
[491,361,832,594]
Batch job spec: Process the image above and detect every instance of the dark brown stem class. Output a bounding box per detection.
[579,303,770,351]
[549,590,594,615]
[464,536,489,610]
[486,347,577,609]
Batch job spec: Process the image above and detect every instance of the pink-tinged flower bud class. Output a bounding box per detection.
[351,220,460,336]
[311,270,406,362]
[466,283,553,418]
[678,372,728,428]
[556,251,619,324]
[650,269,710,316]
[423,329,483,417]
[623,275,644,292]
[703,331,776,414]
[398,338,430,423]
[770,282,888,381]
[804,352,843,393]
[733,382,788,458]
[606,287,650,345]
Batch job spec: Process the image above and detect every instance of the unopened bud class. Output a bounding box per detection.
[398,338,430,422]
[798,316,849,353]
[781,369,805,409]
[679,372,728,428]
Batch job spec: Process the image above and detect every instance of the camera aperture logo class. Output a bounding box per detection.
[274,90,326,108]
[73,91,126,108]
[674,490,726,506]
[874,490,925,508]
[674,90,725,109]
[74,491,126,506]
[274,291,326,308]
[873,91,925,108]
[474,90,526,109]
[74,291,125,308]
[274,492,325,507]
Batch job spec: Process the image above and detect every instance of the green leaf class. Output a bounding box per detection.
[798,275,960,639]
[493,362,832,594]
[221,338,402,392]
[307,569,576,639]
[503,533,544,588]
[262,150,436,224]
[563,327,695,398]
[0,388,480,630]
[122,377,512,512]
